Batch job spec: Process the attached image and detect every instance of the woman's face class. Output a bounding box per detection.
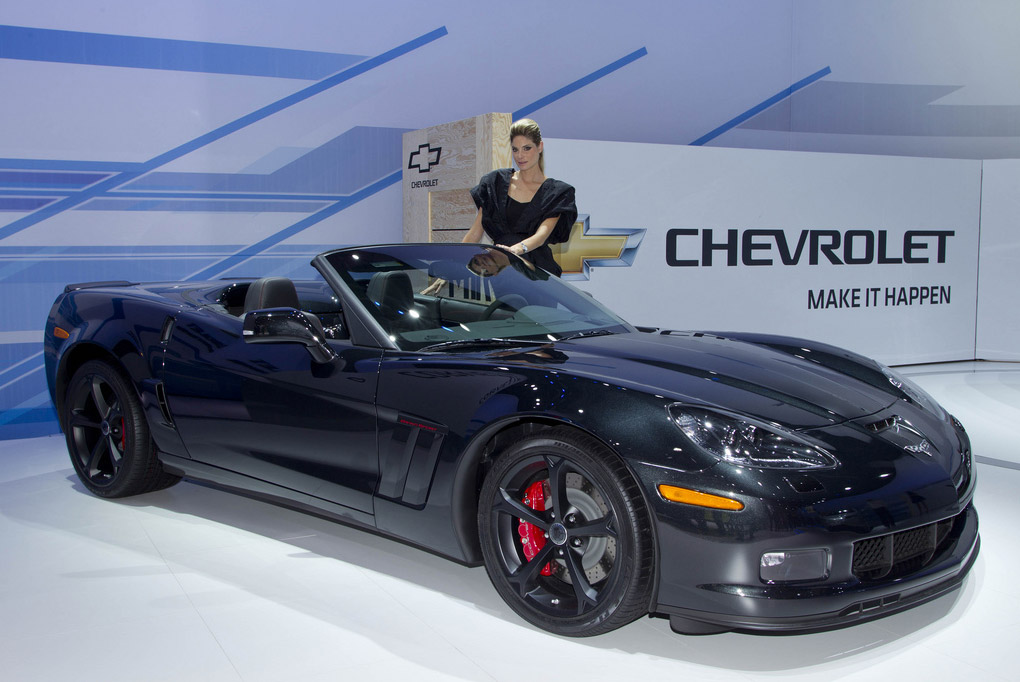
[511,135,542,173]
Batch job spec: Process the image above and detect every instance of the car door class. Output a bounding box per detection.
[161,303,381,516]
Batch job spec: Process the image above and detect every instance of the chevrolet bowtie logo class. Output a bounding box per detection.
[551,216,646,280]
[407,143,442,173]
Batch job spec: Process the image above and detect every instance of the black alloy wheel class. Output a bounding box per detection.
[63,360,179,498]
[478,427,654,636]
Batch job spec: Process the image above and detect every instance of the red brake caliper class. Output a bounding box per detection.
[518,481,553,576]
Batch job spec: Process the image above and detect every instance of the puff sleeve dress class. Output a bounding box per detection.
[469,168,577,276]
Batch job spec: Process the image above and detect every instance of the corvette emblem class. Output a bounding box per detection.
[889,415,924,438]
[904,439,935,457]
[869,416,938,457]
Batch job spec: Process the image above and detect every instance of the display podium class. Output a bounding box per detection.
[402,112,511,244]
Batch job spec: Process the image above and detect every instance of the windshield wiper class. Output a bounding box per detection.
[417,338,548,353]
[556,329,617,341]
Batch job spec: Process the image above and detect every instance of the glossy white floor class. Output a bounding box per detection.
[1,362,1017,682]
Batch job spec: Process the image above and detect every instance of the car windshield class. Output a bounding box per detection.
[322,243,633,351]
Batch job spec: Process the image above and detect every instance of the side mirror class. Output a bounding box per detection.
[242,308,338,364]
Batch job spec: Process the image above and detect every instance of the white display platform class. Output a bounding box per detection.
[0,363,1016,681]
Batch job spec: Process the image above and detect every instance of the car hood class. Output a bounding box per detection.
[547,330,904,430]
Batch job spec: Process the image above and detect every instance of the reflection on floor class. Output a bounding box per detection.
[0,362,1016,681]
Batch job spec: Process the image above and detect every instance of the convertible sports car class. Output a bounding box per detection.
[44,242,978,636]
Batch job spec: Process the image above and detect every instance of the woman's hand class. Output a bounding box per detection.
[510,219,556,257]
[421,278,447,296]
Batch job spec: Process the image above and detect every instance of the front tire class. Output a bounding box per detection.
[63,360,180,498]
[478,427,654,636]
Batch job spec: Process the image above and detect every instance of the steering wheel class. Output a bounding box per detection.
[481,294,528,321]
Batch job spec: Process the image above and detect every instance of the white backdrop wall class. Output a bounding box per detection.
[550,141,983,365]
[976,160,1020,361]
[2,0,1020,438]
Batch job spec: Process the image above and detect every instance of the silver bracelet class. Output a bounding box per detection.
[520,243,529,253]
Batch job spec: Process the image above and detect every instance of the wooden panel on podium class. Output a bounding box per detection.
[402,113,511,243]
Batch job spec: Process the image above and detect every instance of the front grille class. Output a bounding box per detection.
[852,515,956,581]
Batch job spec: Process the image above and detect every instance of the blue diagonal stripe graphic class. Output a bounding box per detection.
[0,25,365,80]
[0,390,51,427]
[0,358,43,393]
[690,66,832,146]
[514,47,648,119]
[0,26,448,242]
[185,170,402,280]
[0,159,146,172]
[0,351,43,384]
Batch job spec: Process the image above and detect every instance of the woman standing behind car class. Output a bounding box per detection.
[462,118,577,276]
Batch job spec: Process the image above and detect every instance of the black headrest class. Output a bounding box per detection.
[366,271,414,314]
[244,277,300,313]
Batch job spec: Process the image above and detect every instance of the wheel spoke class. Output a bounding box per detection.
[495,487,549,529]
[107,435,123,471]
[86,433,110,477]
[562,545,600,613]
[545,455,572,520]
[567,514,618,540]
[506,540,557,597]
[89,376,112,419]
[69,410,101,431]
[107,404,124,428]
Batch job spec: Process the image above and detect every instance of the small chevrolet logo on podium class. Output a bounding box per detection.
[408,144,442,173]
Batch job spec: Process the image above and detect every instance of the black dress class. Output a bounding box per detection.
[469,168,577,276]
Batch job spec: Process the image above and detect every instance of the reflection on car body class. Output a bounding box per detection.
[44,243,978,636]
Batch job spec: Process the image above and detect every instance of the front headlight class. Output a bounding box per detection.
[879,365,946,419]
[668,404,838,470]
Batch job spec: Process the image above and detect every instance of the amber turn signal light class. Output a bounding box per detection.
[657,484,744,511]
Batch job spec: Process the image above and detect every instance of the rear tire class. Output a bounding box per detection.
[63,360,180,497]
[478,427,654,636]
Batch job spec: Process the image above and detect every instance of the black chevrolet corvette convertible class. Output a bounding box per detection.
[44,242,978,636]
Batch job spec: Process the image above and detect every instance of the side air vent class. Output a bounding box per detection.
[155,382,175,427]
[377,415,447,507]
[160,316,176,344]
